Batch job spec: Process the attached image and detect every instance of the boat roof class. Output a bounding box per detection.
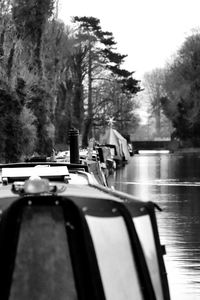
[0,162,147,211]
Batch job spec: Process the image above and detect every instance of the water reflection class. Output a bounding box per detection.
[108,153,200,300]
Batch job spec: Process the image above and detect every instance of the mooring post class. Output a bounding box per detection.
[69,128,80,164]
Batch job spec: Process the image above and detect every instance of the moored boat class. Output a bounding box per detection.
[99,125,131,168]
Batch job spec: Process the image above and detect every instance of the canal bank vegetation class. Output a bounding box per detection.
[143,29,200,149]
[0,0,141,162]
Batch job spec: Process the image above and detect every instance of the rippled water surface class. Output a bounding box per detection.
[108,153,200,300]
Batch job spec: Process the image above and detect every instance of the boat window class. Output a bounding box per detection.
[86,215,144,300]
[9,206,77,300]
[133,215,164,300]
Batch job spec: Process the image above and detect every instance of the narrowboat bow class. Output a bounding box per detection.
[0,162,170,300]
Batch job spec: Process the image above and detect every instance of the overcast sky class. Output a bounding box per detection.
[58,0,200,81]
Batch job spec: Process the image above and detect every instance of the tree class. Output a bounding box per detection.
[10,0,58,154]
[20,107,37,158]
[42,20,77,146]
[12,0,55,77]
[143,68,169,137]
[26,83,54,155]
[73,16,141,146]
[160,31,200,144]
[0,86,23,162]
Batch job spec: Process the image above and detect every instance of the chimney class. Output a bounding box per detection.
[69,128,80,164]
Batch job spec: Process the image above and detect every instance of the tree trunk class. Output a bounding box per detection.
[7,42,15,78]
[155,106,161,136]
[82,117,92,147]
[87,42,93,130]
[33,28,43,79]
[0,29,5,58]
[73,83,84,132]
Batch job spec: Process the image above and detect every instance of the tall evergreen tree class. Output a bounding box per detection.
[73,16,141,146]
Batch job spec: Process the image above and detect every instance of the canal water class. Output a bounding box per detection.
[108,152,200,300]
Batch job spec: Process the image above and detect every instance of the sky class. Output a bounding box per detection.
[58,0,200,82]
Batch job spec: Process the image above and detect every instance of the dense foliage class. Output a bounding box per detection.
[143,31,200,146]
[0,84,23,162]
[0,1,141,162]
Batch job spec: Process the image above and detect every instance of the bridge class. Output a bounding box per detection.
[131,140,173,153]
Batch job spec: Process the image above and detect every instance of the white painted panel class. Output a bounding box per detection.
[134,215,164,300]
[86,216,143,300]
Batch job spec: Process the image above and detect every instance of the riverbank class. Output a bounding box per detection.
[174,147,200,154]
